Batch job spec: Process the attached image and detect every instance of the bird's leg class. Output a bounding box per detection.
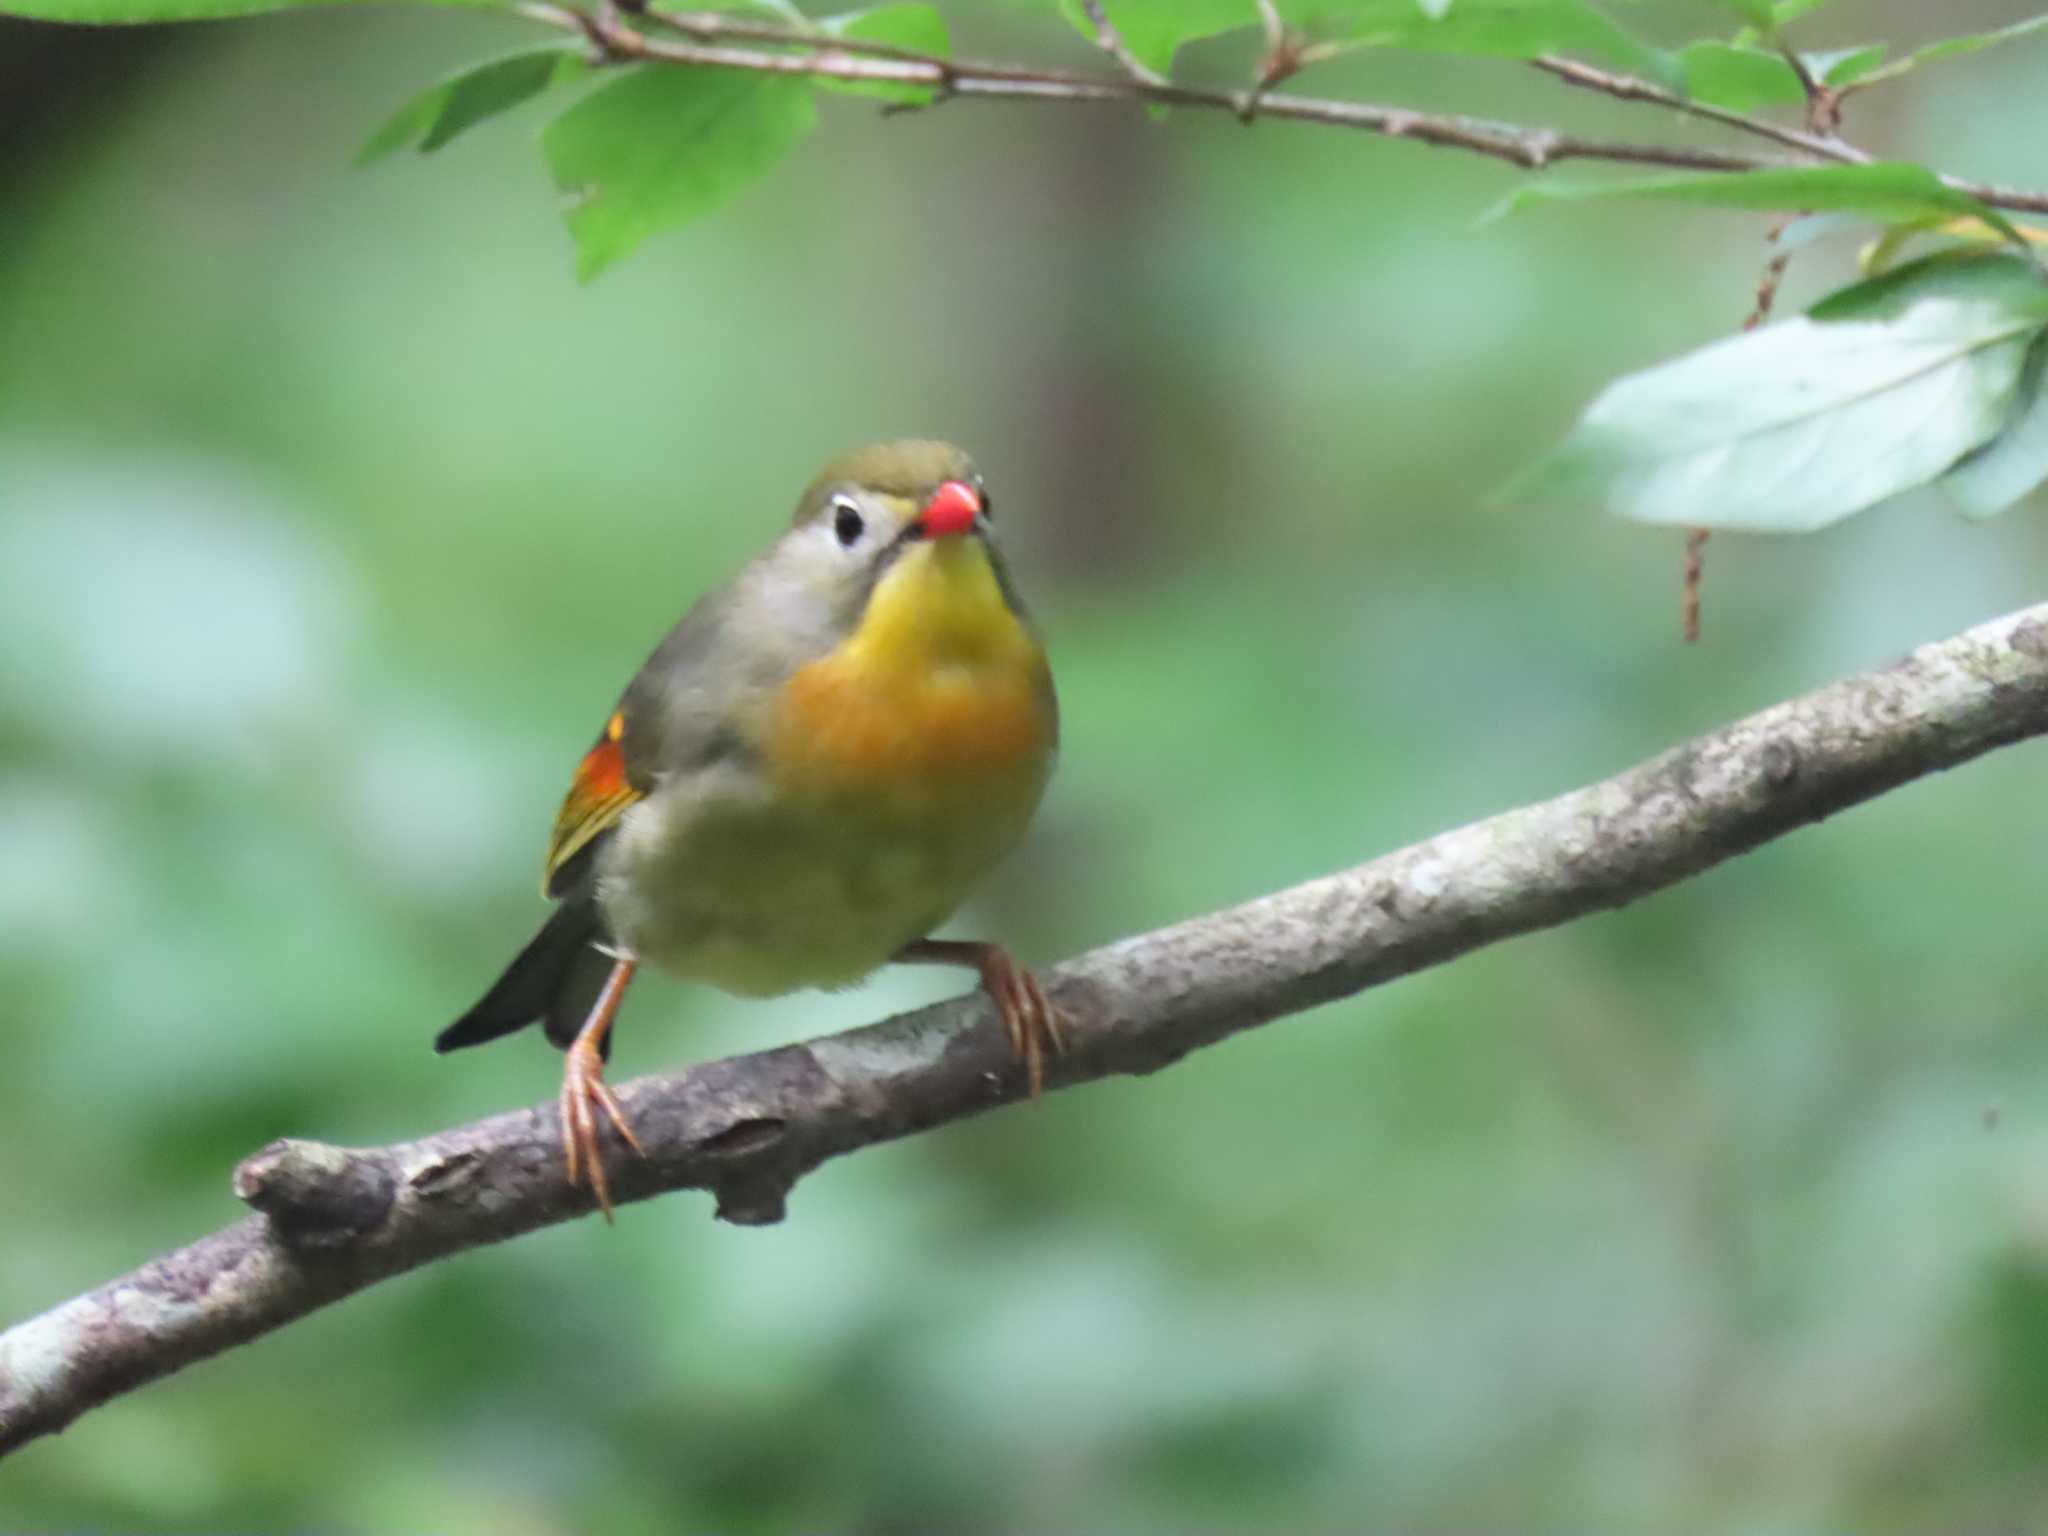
[560,955,646,1222]
[892,938,1064,1098]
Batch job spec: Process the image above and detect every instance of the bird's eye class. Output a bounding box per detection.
[978,486,993,520]
[832,498,864,547]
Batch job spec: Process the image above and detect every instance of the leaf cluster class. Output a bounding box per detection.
[7,0,2048,526]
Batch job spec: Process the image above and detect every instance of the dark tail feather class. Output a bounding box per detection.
[437,899,602,1053]
[543,941,617,1056]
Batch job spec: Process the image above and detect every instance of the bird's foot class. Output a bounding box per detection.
[559,1039,645,1222]
[893,938,1066,1098]
[976,945,1064,1099]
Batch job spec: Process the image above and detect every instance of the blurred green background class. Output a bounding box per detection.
[4,1,2048,1527]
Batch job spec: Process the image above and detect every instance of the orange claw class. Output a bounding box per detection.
[558,956,646,1221]
[894,938,1065,1098]
[983,946,1063,1099]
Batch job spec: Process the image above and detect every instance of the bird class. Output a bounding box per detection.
[436,440,1062,1218]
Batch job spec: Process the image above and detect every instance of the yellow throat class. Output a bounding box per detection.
[771,536,1055,805]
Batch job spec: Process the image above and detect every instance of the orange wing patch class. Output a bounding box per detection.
[543,711,644,895]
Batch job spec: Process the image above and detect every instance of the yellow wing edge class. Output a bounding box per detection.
[542,710,644,896]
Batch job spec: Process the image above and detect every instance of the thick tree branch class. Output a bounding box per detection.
[4,603,2048,1458]
[509,5,2048,215]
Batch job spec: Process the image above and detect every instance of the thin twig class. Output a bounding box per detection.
[1743,226,1795,331]
[1235,0,1302,124]
[1776,40,1822,101]
[1079,0,1163,86]
[1681,528,1709,644]
[544,7,1792,177]
[5,602,2048,1458]
[1255,0,1285,51]
[509,7,2048,217]
[1529,54,1865,165]
[1666,0,1843,651]
[1938,176,2048,217]
[1684,215,1796,643]
[635,6,947,69]
[1776,39,1843,136]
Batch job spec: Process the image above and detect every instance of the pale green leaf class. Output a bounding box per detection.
[1817,43,1886,85]
[1493,162,2030,251]
[1903,13,2048,68]
[1845,14,2048,90]
[1510,255,2048,531]
[356,48,583,167]
[1941,335,2048,517]
[541,67,816,282]
[1808,251,2048,321]
[1772,210,1872,252]
[1317,0,1675,81]
[1054,0,1258,78]
[1714,0,1776,25]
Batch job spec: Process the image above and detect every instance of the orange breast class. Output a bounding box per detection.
[772,650,1056,806]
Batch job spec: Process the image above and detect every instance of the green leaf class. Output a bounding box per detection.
[1314,0,1675,82]
[1677,41,1884,111]
[540,67,816,282]
[1771,0,1839,19]
[1676,40,1803,109]
[0,0,490,20]
[1805,251,2048,322]
[1772,209,1870,252]
[1510,255,2048,532]
[1714,0,1776,25]
[1054,0,1258,78]
[1842,14,2048,90]
[1492,162,2031,251]
[356,48,583,167]
[814,4,950,106]
[1898,14,2048,68]
[1816,42,1886,85]
[1941,335,2048,517]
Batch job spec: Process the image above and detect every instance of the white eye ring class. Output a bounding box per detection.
[830,495,865,548]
